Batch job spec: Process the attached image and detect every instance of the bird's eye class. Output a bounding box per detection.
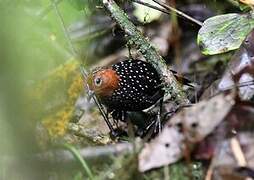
[94,77,102,86]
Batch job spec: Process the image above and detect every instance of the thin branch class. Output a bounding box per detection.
[51,0,77,56]
[209,80,254,98]
[220,80,254,91]
[101,0,189,104]
[230,137,247,167]
[205,163,213,180]
[133,0,201,27]
[151,0,203,26]
[132,0,172,16]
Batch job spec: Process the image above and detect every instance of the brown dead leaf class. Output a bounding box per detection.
[211,133,254,179]
[139,92,235,172]
[194,100,254,160]
[138,127,184,172]
[240,0,254,6]
[169,92,235,143]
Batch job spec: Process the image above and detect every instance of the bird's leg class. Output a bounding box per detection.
[121,110,126,121]
[155,98,163,134]
[125,111,136,138]
[109,110,129,139]
[110,110,119,128]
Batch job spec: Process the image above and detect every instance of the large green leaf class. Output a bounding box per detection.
[197,12,254,55]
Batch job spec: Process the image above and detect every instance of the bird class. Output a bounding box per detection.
[86,58,193,137]
[87,59,164,113]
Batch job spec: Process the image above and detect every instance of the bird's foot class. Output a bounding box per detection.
[109,128,128,140]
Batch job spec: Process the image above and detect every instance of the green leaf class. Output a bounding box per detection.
[197,12,254,55]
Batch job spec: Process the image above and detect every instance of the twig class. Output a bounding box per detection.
[151,0,203,26]
[101,0,189,104]
[205,163,213,180]
[230,137,252,180]
[132,0,172,16]
[209,80,254,98]
[133,0,202,26]
[51,0,77,56]
[230,137,247,167]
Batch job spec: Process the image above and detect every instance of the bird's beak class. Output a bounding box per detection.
[87,90,95,102]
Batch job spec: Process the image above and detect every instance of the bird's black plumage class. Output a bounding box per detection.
[100,59,164,111]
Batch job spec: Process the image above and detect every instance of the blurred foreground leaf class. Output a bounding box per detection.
[198,12,254,55]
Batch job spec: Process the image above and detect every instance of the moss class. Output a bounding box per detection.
[113,155,142,180]
[27,60,84,139]
[42,107,74,137]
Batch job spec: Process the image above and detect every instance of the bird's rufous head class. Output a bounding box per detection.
[87,68,120,97]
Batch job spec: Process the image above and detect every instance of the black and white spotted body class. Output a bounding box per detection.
[100,59,164,111]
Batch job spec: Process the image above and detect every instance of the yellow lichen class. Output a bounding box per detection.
[68,74,83,101]
[42,108,73,137]
[29,59,85,139]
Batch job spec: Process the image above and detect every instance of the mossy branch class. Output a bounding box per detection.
[101,0,189,104]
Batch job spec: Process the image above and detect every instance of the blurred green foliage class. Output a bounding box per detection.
[0,0,89,179]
